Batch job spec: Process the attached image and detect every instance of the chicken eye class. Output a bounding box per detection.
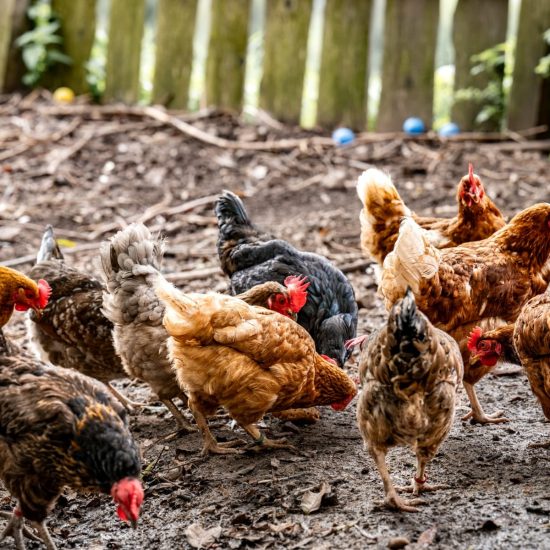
[479,341,489,350]
[277,295,285,304]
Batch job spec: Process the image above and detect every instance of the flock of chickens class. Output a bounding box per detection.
[0,163,549,548]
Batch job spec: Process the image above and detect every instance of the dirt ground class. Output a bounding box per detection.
[0,94,549,550]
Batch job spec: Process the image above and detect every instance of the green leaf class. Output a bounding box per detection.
[22,44,44,71]
[48,49,72,65]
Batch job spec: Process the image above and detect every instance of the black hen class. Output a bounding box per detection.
[215,191,358,367]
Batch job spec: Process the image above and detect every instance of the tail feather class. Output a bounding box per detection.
[215,191,252,230]
[99,223,164,325]
[380,218,440,306]
[391,288,426,346]
[356,169,411,264]
[37,225,63,263]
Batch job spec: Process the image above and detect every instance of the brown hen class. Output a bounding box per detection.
[27,226,133,409]
[356,289,462,512]
[379,204,550,423]
[155,276,357,455]
[0,268,143,550]
[357,164,505,265]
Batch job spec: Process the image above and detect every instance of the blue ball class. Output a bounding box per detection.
[402,117,425,135]
[332,127,355,146]
[438,122,460,137]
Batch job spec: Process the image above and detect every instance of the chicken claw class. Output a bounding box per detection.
[247,436,296,453]
[396,481,449,496]
[0,510,44,549]
[201,439,245,456]
[461,409,510,424]
[379,494,425,513]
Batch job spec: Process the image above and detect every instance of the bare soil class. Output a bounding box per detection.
[0,95,549,550]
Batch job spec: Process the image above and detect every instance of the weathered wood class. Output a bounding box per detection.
[152,0,198,108]
[0,0,29,92]
[377,0,439,132]
[317,0,371,130]
[44,0,97,94]
[451,0,508,131]
[507,0,550,131]
[260,0,313,124]
[104,0,145,104]
[205,0,250,111]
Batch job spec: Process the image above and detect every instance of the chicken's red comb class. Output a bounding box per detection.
[468,163,475,185]
[284,275,309,313]
[467,326,484,352]
[37,279,51,309]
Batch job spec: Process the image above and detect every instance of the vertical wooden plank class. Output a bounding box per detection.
[317,0,372,130]
[376,0,439,132]
[260,0,313,124]
[0,0,29,92]
[104,0,145,104]
[205,0,250,111]
[46,0,97,94]
[507,0,550,131]
[451,0,508,131]
[152,0,198,108]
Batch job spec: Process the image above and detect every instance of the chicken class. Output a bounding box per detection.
[0,266,50,327]
[215,190,358,368]
[26,226,133,409]
[0,271,143,550]
[469,286,550,445]
[154,276,357,455]
[356,289,462,512]
[513,287,550,442]
[379,203,550,424]
[99,223,310,432]
[357,164,505,265]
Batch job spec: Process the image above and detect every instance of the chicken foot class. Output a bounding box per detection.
[396,454,449,496]
[369,446,424,512]
[462,382,509,424]
[106,383,147,412]
[242,424,295,452]
[189,406,244,455]
[162,399,196,433]
[0,509,44,550]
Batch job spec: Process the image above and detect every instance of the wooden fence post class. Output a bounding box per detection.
[451,0,508,131]
[260,0,313,124]
[377,0,439,132]
[205,0,250,111]
[317,0,371,130]
[152,0,198,108]
[104,0,145,104]
[507,0,550,131]
[0,0,29,93]
[45,0,97,94]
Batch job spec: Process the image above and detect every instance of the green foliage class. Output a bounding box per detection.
[454,41,511,129]
[535,29,550,78]
[15,0,72,87]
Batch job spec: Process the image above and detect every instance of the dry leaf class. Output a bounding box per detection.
[300,481,331,514]
[185,523,222,549]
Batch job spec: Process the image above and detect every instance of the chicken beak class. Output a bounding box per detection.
[469,352,482,365]
[288,309,298,321]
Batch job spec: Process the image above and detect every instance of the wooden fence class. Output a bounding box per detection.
[1,0,549,132]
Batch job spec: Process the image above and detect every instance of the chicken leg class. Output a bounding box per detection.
[462,382,509,424]
[396,451,449,495]
[369,446,424,513]
[0,509,43,550]
[162,398,196,433]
